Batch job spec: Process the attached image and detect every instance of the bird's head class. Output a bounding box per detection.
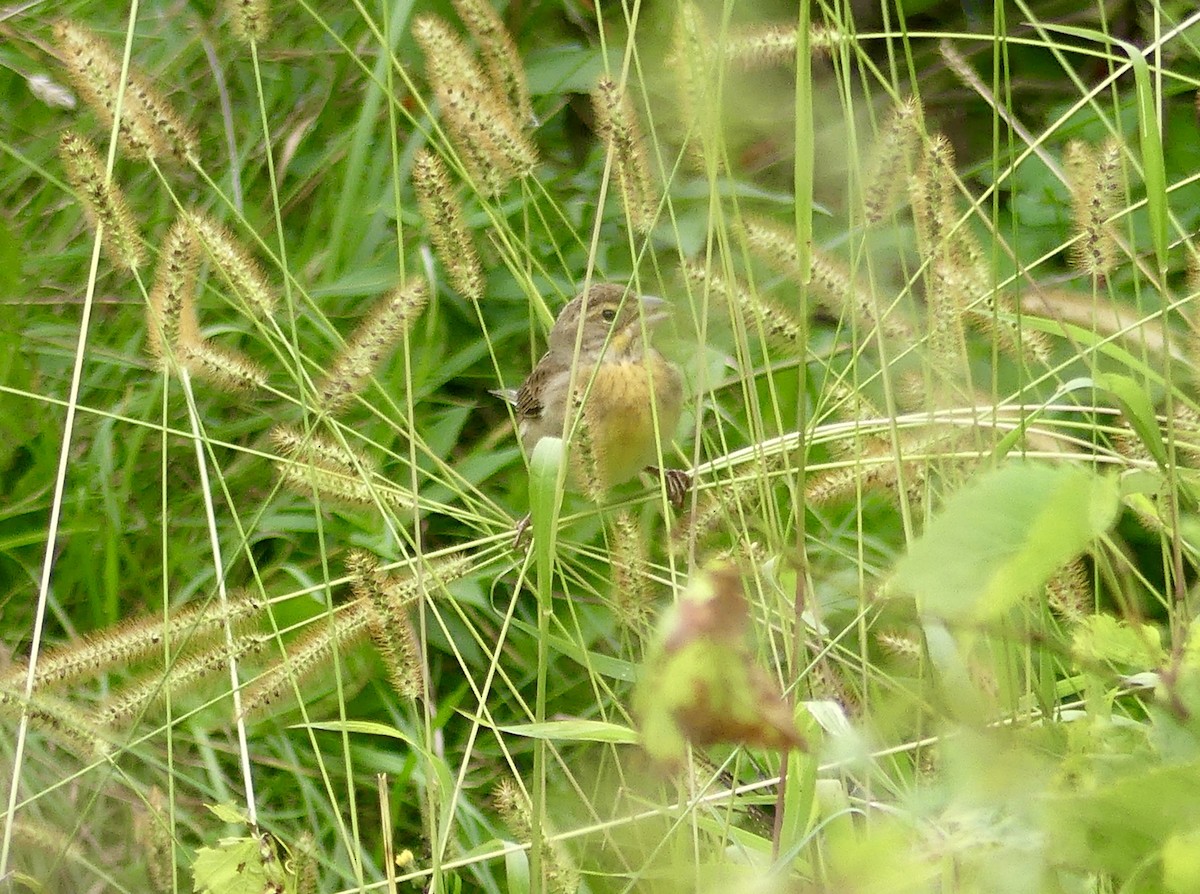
[548,283,669,359]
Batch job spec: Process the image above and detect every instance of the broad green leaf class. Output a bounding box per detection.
[893,463,1119,621]
[205,803,250,825]
[496,719,638,744]
[529,435,565,556]
[501,841,530,894]
[1072,615,1164,670]
[1048,761,1200,876]
[193,834,287,894]
[1094,372,1166,466]
[1164,830,1200,894]
[510,618,636,681]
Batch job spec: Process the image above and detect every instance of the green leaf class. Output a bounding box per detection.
[509,618,637,681]
[0,215,19,298]
[1072,614,1164,670]
[893,463,1120,621]
[205,803,250,825]
[501,840,530,894]
[1164,830,1200,894]
[529,436,565,551]
[297,719,419,747]
[1094,372,1167,466]
[193,835,287,894]
[496,719,638,744]
[1048,760,1200,876]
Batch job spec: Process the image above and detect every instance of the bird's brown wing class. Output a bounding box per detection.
[515,352,553,420]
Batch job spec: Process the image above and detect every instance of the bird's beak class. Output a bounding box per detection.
[638,294,670,326]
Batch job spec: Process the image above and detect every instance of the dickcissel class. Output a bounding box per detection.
[497,282,689,506]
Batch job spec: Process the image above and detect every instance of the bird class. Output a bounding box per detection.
[495,282,690,508]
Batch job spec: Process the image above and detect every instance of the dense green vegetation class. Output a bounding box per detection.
[4,1,1200,891]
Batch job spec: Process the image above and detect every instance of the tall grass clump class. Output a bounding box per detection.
[3,3,1199,892]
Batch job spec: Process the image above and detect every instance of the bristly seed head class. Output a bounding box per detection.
[188,213,278,320]
[317,279,429,414]
[412,148,484,300]
[1064,138,1120,278]
[226,0,271,44]
[593,76,658,234]
[179,340,268,392]
[451,0,532,125]
[862,96,922,225]
[146,216,201,363]
[53,20,197,163]
[58,129,146,270]
[682,259,805,350]
[413,14,536,193]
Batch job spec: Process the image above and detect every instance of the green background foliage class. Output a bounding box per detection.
[4,1,1200,892]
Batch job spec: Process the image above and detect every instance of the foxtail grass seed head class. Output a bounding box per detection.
[724,23,843,68]
[347,550,388,602]
[610,512,653,629]
[97,634,269,726]
[682,259,804,348]
[275,450,415,510]
[136,787,174,893]
[179,340,268,392]
[271,425,377,478]
[318,279,429,414]
[366,606,424,700]
[740,215,913,341]
[573,392,605,502]
[1046,559,1090,625]
[412,149,484,300]
[493,779,580,894]
[240,602,373,718]
[911,133,959,264]
[909,134,972,370]
[1188,248,1200,304]
[12,819,84,866]
[0,688,112,759]
[188,213,278,319]
[58,130,145,270]
[1065,138,1120,277]
[226,0,270,44]
[53,20,196,163]
[413,15,535,191]
[726,24,798,69]
[451,0,532,125]
[1,590,264,692]
[147,216,201,363]
[371,552,475,608]
[440,81,538,179]
[668,3,718,169]
[593,77,658,234]
[862,96,921,224]
[54,21,159,159]
[877,631,923,663]
[804,429,955,507]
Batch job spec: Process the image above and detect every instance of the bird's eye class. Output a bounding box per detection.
[601,308,617,323]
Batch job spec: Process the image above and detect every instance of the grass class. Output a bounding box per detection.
[4,0,1200,891]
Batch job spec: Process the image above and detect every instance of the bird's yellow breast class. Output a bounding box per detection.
[582,354,682,487]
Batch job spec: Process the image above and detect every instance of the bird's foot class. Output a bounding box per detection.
[512,512,532,549]
[648,466,692,510]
